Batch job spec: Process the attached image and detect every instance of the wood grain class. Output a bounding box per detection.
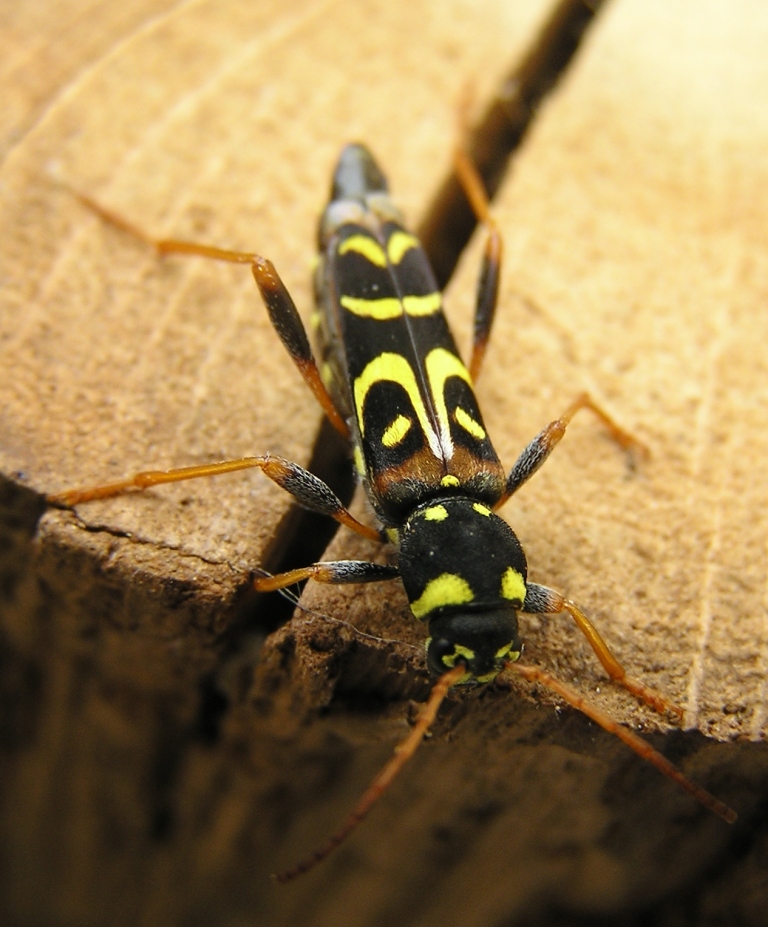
[1,1,767,926]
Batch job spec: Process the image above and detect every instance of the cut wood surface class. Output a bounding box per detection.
[1,2,767,927]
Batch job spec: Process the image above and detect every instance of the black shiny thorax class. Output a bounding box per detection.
[398,495,527,608]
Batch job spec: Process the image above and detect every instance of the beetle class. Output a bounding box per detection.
[50,143,736,881]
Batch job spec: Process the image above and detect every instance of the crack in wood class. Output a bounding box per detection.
[418,0,608,288]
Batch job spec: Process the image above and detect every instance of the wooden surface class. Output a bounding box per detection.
[1,1,768,926]
[471,0,768,741]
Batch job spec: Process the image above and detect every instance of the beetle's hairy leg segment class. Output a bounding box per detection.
[254,560,399,593]
[251,259,349,439]
[453,146,503,382]
[49,456,381,541]
[272,664,465,883]
[256,457,382,542]
[506,662,737,825]
[522,584,683,721]
[499,391,647,504]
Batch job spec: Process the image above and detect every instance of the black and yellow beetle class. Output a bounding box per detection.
[253,145,640,687]
[310,143,530,684]
[50,143,736,881]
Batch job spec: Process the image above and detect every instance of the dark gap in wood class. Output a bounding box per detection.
[251,417,355,634]
[191,418,355,743]
[418,0,609,289]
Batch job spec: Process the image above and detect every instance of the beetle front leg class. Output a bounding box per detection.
[254,560,399,593]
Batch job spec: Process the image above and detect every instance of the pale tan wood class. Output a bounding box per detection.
[478,0,768,743]
[2,1,767,925]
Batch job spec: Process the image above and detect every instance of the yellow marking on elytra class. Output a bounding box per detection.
[472,503,491,517]
[454,406,486,440]
[423,504,448,521]
[424,348,474,455]
[441,475,460,488]
[382,414,412,448]
[402,292,442,317]
[341,295,402,320]
[354,353,441,457]
[353,444,366,477]
[339,292,440,320]
[320,361,334,389]
[410,573,474,620]
[387,230,420,264]
[339,234,387,267]
[500,567,526,605]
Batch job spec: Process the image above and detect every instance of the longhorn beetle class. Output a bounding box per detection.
[50,143,736,881]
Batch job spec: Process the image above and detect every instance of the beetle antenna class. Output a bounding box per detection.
[272,664,465,883]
